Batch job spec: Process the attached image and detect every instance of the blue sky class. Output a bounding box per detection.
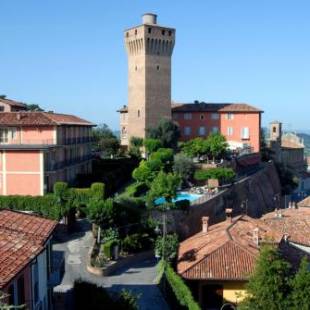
[1,0,309,131]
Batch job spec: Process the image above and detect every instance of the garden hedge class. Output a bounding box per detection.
[159,261,200,310]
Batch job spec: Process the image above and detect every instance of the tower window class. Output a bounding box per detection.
[168,30,172,36]
[138,110,140,117]
[135,29,137,35]
[126,32,129,37]
[200,114,205,120]
[162,30,166,35]
[135,65,137,71]
[157,65,160,71]
[148,27,152,34]
[273,127,277,133]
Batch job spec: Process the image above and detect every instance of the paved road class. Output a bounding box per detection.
[53,219,169,310]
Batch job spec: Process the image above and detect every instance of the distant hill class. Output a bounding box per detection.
[297,133,310,156]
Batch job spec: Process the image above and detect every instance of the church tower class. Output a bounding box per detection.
[124,13,175,144]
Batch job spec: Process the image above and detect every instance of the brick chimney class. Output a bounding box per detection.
[253,227,259,246]
[202,216,209,233]
[225,208,233,222]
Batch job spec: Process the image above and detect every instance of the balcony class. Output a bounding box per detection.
[63,137,94,145]
[45,154,93,171]
[0,138,55,145]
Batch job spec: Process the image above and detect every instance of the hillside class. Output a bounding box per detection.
[297,133,310,156]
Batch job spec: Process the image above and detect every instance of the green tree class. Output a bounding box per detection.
[149,171,181,206]
[129,136,143,159]
[25,103,44,111]
[132,160,155,185]
[155,233,179,262]
[147,119,180,150]
[0,95,6,99]
[144,138,162,155]
[86,198,116,227]
[194,167,236,184]
[239,245,291,310]
[207,133,228,161]
[290,256,310,310]
[149,148,174,172]
[173,153,195,185]
[92,124,120,157]
[181,138,209,159]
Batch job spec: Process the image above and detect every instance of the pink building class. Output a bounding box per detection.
[0,98,27,112]
[0,209,57,310]
[172,102,263,153]
[0,111,94,196]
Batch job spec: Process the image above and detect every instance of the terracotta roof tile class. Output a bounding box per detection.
[177,211,308,281]
[298,196,310,208]
[172,102,262,113]
[0,210,57,288]
[0,112,95,126]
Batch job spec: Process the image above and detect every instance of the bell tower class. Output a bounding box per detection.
[124,13,175,143]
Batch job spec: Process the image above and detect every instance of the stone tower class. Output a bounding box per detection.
[124,13,175,143]
[269,121,282,142]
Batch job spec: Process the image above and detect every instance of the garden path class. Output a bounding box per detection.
[53,219,169,310]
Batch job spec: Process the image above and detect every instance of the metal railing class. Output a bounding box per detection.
[45,154,93,171]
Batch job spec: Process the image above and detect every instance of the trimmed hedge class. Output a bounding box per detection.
[0,182,105,221]
[0,194,60,220]
[160,261,200,310]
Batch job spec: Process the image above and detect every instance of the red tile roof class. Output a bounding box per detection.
[172,102,263,113]
[298,196,310,208]
[178,209,310,281]
[178,216,279,280]
[0,112,95,126]
[0,98,27,108]
[0,210,57,288]
[118,102,263,113]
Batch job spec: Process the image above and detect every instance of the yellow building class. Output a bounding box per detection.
[177,208,310,309]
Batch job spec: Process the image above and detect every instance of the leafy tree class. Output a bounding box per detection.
[194,168,236,184]
[149,171,181,206]
[290,256,310,310]
[26,103,44,111]
[207,133,228,161]
[181,137,209,159]
[147,119,180,150]
[0,95,6,99]
[129,136,143,159]
[144,138,162,155]
[132,160,154,185]
[239,245,291,310]
[92,124,120,157]
[155,233,179,262]
[86,198,116,227]
[173,153,195,185]
[149,148,174,172]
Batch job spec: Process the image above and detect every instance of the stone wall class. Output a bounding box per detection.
[151,161,281,240]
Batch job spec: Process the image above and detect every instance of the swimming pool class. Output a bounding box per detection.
[154,192,202,205]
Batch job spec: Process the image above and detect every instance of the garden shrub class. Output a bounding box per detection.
[160,261,200,310]
[0,194,60,220]
[125,182,148,197]
[102,239,119,259]
[90,182,105,200]
[122,233,143,253]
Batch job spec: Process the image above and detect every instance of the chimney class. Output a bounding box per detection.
[283,233,289,243]
[225,208,233,222]
[202,216,209,233]
[253,227,259,246]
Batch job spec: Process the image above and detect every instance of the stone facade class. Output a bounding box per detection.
[121,13,175,145]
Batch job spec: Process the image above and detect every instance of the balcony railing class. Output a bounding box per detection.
[45,154,93,171]
[63,137,95,145]
[0,139,55,145]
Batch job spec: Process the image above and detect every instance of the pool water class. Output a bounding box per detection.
[154,192,202,205]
